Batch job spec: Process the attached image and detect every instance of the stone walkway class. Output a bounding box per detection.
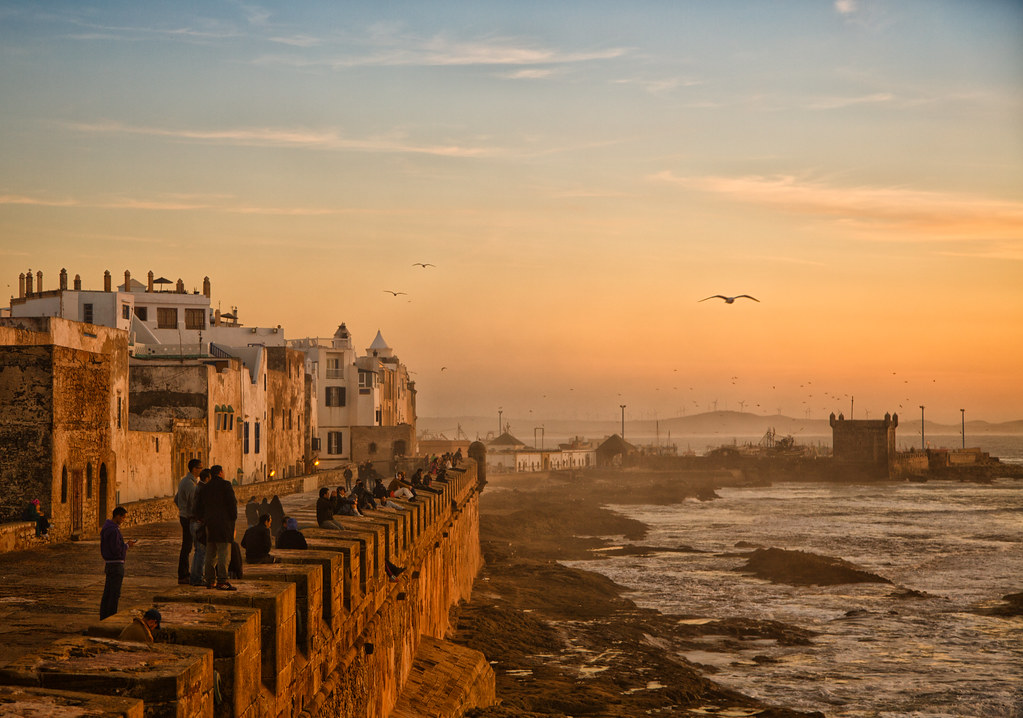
[0,488,317,665]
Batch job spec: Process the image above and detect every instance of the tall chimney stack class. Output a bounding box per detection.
[35,270,42,293]
[147,271,154,293]
[103,270,112,292]
[176,278,185,293]
[25,269,33,295]
[73,274,82,290]
[124,270,131,292]
[18,273,25,298]
[202,276,211,299]
[59,268,68,290]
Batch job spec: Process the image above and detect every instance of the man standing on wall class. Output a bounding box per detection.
[174,458,202,585]
[99,506,137,619]
[195,465,238,591]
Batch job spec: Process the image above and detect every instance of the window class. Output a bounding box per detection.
[312,437,321,451]
[325,386,346,407]
[326,357,343,379]
[327,431,343,455]
[358,371,373,388]
[122,304,130,320]
[117,397,122,429]
[254,422,261,454]
[244,422,250,454]
[86,463,93,498]
[61,466,68,503]
[83,303,94,324]
[157,307,178,329]
[185,308,205,330]
[270,408,275,430]
[368,442,377,455]
[134,306,148,321]
[375,408,382,424]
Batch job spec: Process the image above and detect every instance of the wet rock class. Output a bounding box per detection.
[736,548,892,586]
[888,587,934,600]
[981,591,1023,617]
[597,544,704,558]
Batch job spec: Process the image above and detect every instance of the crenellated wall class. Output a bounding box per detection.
[0,461,493,718]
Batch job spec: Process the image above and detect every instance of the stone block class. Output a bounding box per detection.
[243,563,322,656]
[272,549,344,630]
[154,581,295,697]
[303,528,369,601]
[0,685,144,717]
[0,635,213,718]
[87,602,261,718]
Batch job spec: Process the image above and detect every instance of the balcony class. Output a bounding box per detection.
[326,369,344,379]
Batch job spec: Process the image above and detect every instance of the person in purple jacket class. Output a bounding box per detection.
[99,506,137,619]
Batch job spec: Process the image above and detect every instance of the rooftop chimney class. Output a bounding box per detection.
[103,270,112,292]
[147,271,154,293]
[59,268,68,291]
[73,274,82,290]
[18,273,25,298]
[202,276,211,299]
[124,270,131,293]
[35,270,42,293]
[25,269,33,295]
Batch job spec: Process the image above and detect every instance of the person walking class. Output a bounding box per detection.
[343,464,354,491]
[195,464,238,590]
[99,506,136,619]
[174,458,202,585]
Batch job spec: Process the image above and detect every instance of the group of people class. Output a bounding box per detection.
[99,453,466,620]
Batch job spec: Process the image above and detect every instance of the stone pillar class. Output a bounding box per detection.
[468,441,487,490]
[124,270,131,292]
[25,270,33,295]
[203,276,211,298]
[59,268,68,290]
[18,273,25,298]
[147,270,154,293]
[36,270,42,293]
[73,274,82,290]
[103,270,112,292]
[214,308,221,326]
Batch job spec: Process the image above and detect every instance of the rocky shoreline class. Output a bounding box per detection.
[448,469,826,717]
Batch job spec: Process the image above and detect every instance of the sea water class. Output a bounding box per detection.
[568,460,1023,716]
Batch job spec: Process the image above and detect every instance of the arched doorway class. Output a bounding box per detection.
[98,463,109,529]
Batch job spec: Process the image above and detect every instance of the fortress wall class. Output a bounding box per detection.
[2,461,492,718]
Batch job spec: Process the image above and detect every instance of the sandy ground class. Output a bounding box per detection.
[448,468,825,718]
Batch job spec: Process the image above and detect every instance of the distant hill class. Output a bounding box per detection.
[418,411,1023,443]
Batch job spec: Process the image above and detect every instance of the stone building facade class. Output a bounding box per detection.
[0,317,129,539]
[829,411,898,478]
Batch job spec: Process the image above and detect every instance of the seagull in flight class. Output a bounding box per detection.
[383,290,407,296]
[412,263,435,269]
[699,294,759,304]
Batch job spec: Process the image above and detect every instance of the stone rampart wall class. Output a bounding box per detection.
[0,460,492,718]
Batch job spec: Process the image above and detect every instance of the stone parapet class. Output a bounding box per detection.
[0,685,144,717]
[0,521,39,554]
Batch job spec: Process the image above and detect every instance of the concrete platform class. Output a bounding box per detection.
[0,635,213,718]
[87,602,261,718]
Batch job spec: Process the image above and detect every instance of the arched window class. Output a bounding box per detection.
[61,466,68,503]
[368,442,378,454]
[86,463,93,498]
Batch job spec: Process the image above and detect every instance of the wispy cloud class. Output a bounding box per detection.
[500,68,557,80]
[65,121,501,158]
[612,76,702,96]
[254,33,627,69]
[805,92,894,110]
[0,193,375,216]
[835,0,857,15]
[268,34,322,47]
[652,172,1023,243]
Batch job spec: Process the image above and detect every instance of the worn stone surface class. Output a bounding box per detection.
[390,636,495,718]
[0,685,144,718]
[242,563,322,656]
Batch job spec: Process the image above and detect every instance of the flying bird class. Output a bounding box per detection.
[412,263,435,269]
[699,295,759,304]
[383,290,407,296]
[440,367,448,371]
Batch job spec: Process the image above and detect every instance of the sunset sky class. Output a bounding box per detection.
[1,1,1021,424]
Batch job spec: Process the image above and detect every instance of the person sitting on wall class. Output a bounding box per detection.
[387,475,417,501]
[317,487,344,530]
[372,479,390,501]
[117,608,162,644]
[240,514,275,564]
[334,488,362,517]
[276,517,308,550]
[351,479,377,512]
[24,499,49,537]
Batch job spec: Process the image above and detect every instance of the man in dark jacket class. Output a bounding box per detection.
[195,464,238,590]
[241,514,274,564]
[317,487,344,530]
[351,479,377,512]
[100,506,137,619]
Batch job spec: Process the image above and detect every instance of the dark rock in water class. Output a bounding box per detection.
[841,609,871,618]
[598,544,705,558]
[889,587,934,600]
[734,540,763,549]
[752,654,779,664]
[736,547,893,586]
[981,591,1023,617]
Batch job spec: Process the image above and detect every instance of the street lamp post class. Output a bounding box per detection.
[920,405,926,450]
[498,407,503,437]
[961,408,965,449]
[620,404,626,440]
